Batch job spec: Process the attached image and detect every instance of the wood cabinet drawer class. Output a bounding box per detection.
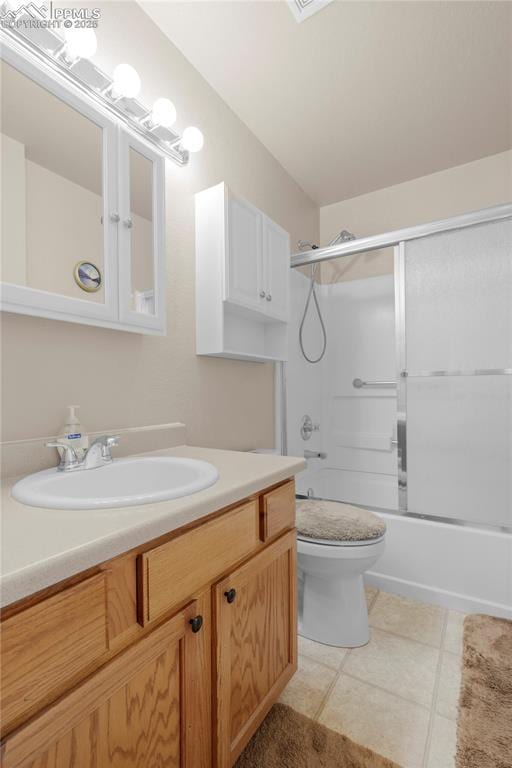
[260,480,296,541]
[0,573,108,736]
[140,500,260,624]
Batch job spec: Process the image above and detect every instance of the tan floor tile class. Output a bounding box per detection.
[319,673,430,768]
[343,627,439,707]
[444,611,466,656]
[365,585,379,606]
[278,654,338,718]
[369,591,446,647]
[298,634,348,670]
[436,652,462,721]
[426,715,457,768]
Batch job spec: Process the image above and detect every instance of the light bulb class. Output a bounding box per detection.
[112,63,141,99]
[151,98,176,128]
[182,126,204,153]
[64,28,97,60]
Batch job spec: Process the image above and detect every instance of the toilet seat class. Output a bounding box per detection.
[296,498,386,543]
[297,533,385,561]
[297,533,385,547]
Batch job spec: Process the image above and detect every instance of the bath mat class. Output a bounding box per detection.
[456,614,512,768]
[235,702,399,768]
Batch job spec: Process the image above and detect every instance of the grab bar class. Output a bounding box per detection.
[353,378,396,389]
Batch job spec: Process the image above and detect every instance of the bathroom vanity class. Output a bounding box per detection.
[0,447,303,767]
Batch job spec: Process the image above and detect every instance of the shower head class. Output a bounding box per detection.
[329,229,356,246]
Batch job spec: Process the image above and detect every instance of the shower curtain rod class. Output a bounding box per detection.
[290,203,512,269]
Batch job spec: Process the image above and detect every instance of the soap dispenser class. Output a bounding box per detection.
[58,405,89,460]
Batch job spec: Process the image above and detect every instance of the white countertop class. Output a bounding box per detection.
[0,445,305,608]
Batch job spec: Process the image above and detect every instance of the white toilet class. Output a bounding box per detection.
[297,499,386,648]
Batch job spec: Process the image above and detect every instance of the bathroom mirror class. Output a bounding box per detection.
[0,40,166,334]
[1,58,106,303]
[129,147,155,315]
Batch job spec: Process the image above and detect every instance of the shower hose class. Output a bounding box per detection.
[299,262,327,364]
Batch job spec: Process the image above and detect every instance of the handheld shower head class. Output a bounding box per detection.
[329,229,356,246]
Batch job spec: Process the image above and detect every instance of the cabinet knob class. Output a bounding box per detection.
[224,588,236,604]
[266,294,272,302]
[109,212,120,223]
[259,290,266,299]
[189,615,204,633]
[123,218,133,229]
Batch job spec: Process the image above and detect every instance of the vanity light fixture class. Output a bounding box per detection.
[150,97,177,129]
[62,28,98,63]
[0,4,204,166]
[181,126,205,153]
[112,63,141,100]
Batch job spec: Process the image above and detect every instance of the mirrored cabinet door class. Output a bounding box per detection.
[0,53,118,325]
[117,132,166,331]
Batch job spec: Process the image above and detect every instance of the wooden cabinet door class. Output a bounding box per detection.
[263,215,290,322]
[213,530,297,767]
[225,192,264,313]
[1,598,211,768]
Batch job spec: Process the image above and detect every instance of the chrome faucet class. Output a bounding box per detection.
[46,434,120,472]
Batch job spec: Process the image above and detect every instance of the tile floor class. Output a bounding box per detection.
[279,586,465,768]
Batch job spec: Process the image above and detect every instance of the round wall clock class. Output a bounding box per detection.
[74,261,102,293]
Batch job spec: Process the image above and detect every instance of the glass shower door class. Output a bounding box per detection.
[399,219,512,529]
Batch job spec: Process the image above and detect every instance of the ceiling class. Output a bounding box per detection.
[140,1,512,206]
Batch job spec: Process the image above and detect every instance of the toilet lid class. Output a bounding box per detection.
[296,499,386,543]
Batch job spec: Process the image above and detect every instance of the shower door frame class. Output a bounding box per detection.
[282,202,512,532]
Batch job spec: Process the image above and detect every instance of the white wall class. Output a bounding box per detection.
[287,272,397,506]
[0,134,26,285]
[319,150,512,283]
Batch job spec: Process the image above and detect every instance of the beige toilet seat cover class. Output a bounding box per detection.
[296,499,386,542]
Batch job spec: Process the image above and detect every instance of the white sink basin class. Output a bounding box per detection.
[11,456,219,510]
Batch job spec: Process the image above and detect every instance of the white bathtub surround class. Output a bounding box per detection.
[287,265,512,619]
[287,271,397,509]
[0,446,305,607]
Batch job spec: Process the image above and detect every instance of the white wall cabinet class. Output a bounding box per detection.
[196,182,290,362]
[0,41,166,335]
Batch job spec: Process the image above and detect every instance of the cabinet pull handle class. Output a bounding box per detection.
[123,218,133,229]
[224,588,236,604]
[259,290,266,299]
[189,615,204,633]
[266,294,272,302]
[109,212,120,223]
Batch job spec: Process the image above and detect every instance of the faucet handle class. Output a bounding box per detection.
[103,435,120,448]
[46,441,80,471]
[91,434,120,459]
